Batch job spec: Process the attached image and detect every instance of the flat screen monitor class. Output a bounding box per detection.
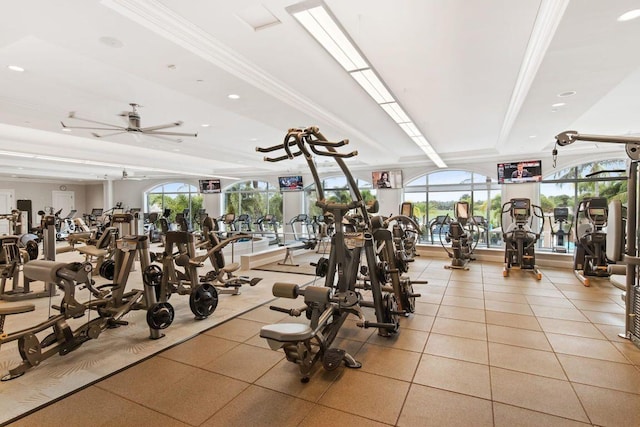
[199,179,221,194]
[90,208,103,216]
[278,176,303,191]
[589,208,606,216]
[497,160,542,184]
[372,170,403,189]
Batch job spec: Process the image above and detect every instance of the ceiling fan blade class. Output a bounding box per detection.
[61,122,124,131]
[92,131,128,138]
[143,134,183,143]
[67,113,123,129]
[143,130,198,137]
[140,121,183,132]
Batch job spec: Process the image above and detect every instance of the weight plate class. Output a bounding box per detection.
[18,333,42,367]
[189,284,218,319]
[146,302,175,330]
[25,240,39,261]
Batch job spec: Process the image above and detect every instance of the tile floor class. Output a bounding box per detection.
[8,258,640,426]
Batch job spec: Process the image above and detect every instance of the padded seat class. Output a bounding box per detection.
[222,262,240,273]
[260,323,314,344]
[0,303,35,316]
[23,260,68,283]
[77,246,109,258]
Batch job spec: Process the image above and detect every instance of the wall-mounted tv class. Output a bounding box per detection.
[278,175,303,191]
[199,179,221,194]
[372,170,403,189]
[497,160,542,184]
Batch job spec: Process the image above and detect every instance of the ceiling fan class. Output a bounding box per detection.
[60,103,197,141]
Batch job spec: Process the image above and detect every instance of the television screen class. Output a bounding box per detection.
[199,179,221,194]
[278,175,303,191]
[372,170,403,189]
[497,160,542,184]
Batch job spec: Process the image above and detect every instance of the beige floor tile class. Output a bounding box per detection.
[558,354,640,393]
[487,324,551,351]
[239,304,289,323]
[562,290,616,302]
[336,318,376,342]
[10,386,189,427]
[416,292,444,304]
[441,295,485,309]
[525,295,574,308]
[485,299,534,315]
[203,317,266,342]
[355,343,420,381]
[594,323,630,342]
[413,354,491,399]
[431,316,487,341]
[202,385,314,427]
[493,402,591,427]
[255,358,341,402]
[490,367,589,422]
[612,341,640,365]
[530,305,589,322]
[319,370,409,425]
[366,328,428,352]
[488,342,566,379]
[244,331,274,349]
[436,304,486,323]
[399,313,435,332]
[204,342,283,382]
[546,333,628,363]
[444,287,484,299]
[537,317,606,339]
[414,301,440,316]
[424,333,488,364]
[447,280,484,290]
[519,288,566,298]
[571,299,625,313]
[448,272,482,283]
[573,383,640,427]
[397,384,493,426]
[159,334,239,366]
[486,310,541,331]
[97,358,248,425]
[484,291,529,304]
[298,405,389,427]
[580,309,625,326]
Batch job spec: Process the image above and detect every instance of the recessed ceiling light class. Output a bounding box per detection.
[618,9,640,22]
[7,65,24,72]
[249,138,258,142]
[172,148,181,152]
[62,128,72,132]
[99,36,124,48]
[529,135,537,139]
[201,124,210,127]
[558,91,576,97]
[552,102,566,107]
[551,108,558,113]
[228,94,240,100]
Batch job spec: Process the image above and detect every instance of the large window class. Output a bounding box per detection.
[304,176,376,218]
[403,170,500,246]
[146,182,203,228]
[224,180,282,223]
[540,159,627,250]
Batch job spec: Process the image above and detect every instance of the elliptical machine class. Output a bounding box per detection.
[501,198,544,279]
[572,197,610,286]
[550,207,571,253]
[441,201,477,270]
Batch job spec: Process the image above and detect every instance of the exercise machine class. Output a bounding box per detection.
[257,127,413,381]
[0,235,56,301]
[553,130,640,344]
[550,207,571,253]
[428,215,451,244]
[441,201,477,270]
[572,197,610,286]
[501,198,544,279]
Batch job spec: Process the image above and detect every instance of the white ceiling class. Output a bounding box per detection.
[1,0,638,183]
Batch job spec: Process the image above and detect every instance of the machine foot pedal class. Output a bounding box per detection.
[323,348,346,371]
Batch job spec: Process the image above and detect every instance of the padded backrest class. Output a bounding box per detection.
[606,200,624,262]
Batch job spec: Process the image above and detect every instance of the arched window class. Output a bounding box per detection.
[403,170,499,246]
[224,180,282,223]
[146,182,202,227]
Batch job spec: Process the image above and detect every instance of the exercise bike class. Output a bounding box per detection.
[550,207,571,253]
[501,198,544,279]
[573,197,610,286]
